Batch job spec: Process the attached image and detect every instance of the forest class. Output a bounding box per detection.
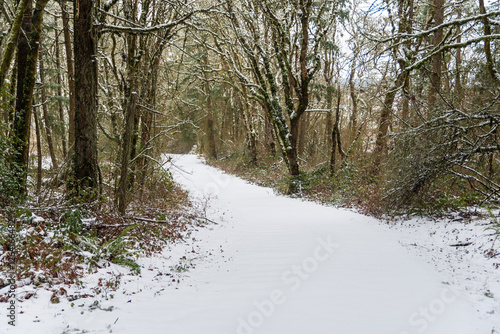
[0,0,498,215]
[0,0,498,211]
[0,0,499,332]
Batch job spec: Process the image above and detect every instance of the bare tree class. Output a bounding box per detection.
[224,0,340,190]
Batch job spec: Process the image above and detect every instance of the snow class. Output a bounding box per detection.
[381,215,500,330]
[41,156,52,170]
[1,154,496,333]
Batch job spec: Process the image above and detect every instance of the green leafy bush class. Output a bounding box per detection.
[72,224,140,274]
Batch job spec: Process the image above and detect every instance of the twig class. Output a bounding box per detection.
[124,216,176,224]
[449,242,473,247]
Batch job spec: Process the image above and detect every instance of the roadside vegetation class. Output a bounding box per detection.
[0,162,206,299]
[208,150,489,218]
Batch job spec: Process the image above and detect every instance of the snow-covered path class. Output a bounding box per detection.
[2,154,490,333]
[161,154,486,334]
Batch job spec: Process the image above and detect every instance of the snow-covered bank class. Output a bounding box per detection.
[1,154,496,333]
[383,214,500,331]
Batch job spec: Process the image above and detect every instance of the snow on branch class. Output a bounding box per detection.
[406,34,500,71]
[374,10,500,43]
[98,12,196,34]
[97,5,222,35]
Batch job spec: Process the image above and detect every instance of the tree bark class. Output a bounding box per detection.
[54,28,67,158]
[61,2,76,153]
[202,52,217,159]
[429,0,444,107]
[325,86,334,151]
[372,71,406,173]
[240,91,257,164]
[348,55,358,141]
[71,0,99,198]
[39,48,58,170]
[454,11,463,102]
[118,92,137,214]
[7,59,17,124]
[288,116,300,176]
[34,104,42,194]
[137,57,159,192]
[330,88,344,174]
[122,0,141,190]
[401,74,410,126]
[12,0,48,195]
[0,0,30,86]
[478,0,500,86]
[206,117,217,159]
[264,106,276,156]
[298,113,307,158]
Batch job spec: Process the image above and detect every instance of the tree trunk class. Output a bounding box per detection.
[348,56,358,141]
[14,0,32,120]
[454,11,463,103]
[206,117,217,159]
[288,116,301,176]
[34,104,42,194]
[122,0,141,190]
[71,0,99,198]
[61,2,76,152]
[12,0,48,195]
[330,89,343,174]
[54,23,67,159]
[298,113,307,158]
[202,53,217,160]
[118,92,137,214]
[39,48,58,170]
[8,60,17,124]
[239,91,257,164]
[324,84,335,152]
[33,104,42,194]
[429,0,444,107]
[401,74,410,127]
[372,72,406,173]
[0,0,30,86]
[478,0,500,87]
[137,64,158,192]
[399,0,413,127]
[264,104,276,156]
[127,109,140,189]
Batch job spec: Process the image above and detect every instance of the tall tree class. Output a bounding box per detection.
[61,2,76,153]
[225,0,340,188]
[372,0,414,174]
[428,0,445,107]
[39,47,58,170]
[54,26,68,158]
[11,0,49,195]
[70,0,99,198]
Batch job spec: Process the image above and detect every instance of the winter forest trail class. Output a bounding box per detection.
[3,154,490,334]
[163,154,487,334]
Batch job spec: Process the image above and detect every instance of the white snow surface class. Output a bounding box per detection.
[1,154,497,333]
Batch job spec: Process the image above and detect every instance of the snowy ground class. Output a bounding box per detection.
[1,154,498,333]
[382,214,500,331]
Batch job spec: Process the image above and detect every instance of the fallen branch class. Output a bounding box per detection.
[124,215,218,225]
[125,216,175,224]
[449,242,473,247]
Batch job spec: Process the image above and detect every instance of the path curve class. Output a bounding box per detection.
[163,154,486,334]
